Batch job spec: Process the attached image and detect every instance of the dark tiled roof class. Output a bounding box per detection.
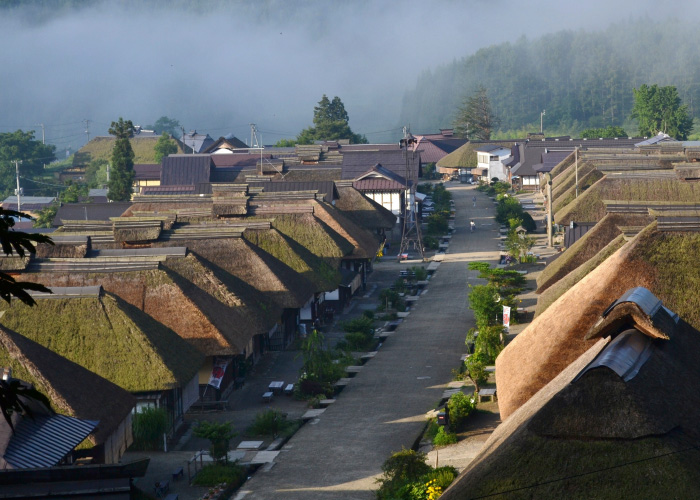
[341,150,420,181]
[182,132,214,153]
[134,163,160,181]
[354,178,406,191]
[564,222,597,248]
[210,167,251,183]
[161,155,212,185]
[53,202,132,226]
[474,144,510,153]
[142,185,196,195]
[247,181,338,203]
[281,167,342,182]
[211,154,271,167]
[356,164,407,185]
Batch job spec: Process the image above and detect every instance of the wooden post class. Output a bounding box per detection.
[547,173,553,248]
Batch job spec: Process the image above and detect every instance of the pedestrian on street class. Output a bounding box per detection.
[473,196,476,207]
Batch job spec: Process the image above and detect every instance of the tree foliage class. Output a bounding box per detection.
[107,117,135,201]
[580,125,628,139]
[295,95,367,144]
[632,84,694,140]
[193,420,237,463]
[148,116,181,137]
[453,85,500,140]
[154,132,178,163]
[0,130,55,198]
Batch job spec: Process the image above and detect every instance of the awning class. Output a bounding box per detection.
[414,192,427,201]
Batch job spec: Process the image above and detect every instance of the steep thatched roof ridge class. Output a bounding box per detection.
[555,177,700,224]
[443,318,700,498]
[160,237,315,309]
[536,213,653,292]
[535,234,626,317]
[334,185,396,231]
[161,254,272,353]
[243,228,341,292]
[552,166,604,215]
[312,200,382,259]
[0,293,203,393]
[0,325,136,446]
[436,142,477,169]
[264,212,354,265]
[21,264,257,356]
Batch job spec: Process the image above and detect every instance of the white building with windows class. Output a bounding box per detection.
[474,144,512,181]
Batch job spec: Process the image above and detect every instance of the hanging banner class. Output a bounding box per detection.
[503,306,511,329]
[208,358,230,389]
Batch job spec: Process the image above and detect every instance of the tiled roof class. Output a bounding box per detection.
[247,181,338,203]
[161,155,212,185]
[211,153,271,167]
[474,144,509,153]
[341,150,420,181]
[182,132,214,153]
[53,202,132,226]
[414,137,467,163]
[353,178,406,191]
[134,163,161,180]
[141,185,196,195]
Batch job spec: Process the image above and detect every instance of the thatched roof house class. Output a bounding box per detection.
[435,142,477,173]
[0,326,136,464]
[0,287,202,394]
[333,185,397,232]
[312,201,383,260]
[496,222,700,420]
[443,290,700,499]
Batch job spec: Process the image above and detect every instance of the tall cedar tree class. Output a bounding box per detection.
[631,84,694,140]
[108,118,135,201]
[453,86,500,140]
[154,132,178,163]
[296,94,367,144]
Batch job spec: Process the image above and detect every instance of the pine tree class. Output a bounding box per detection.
[297,95,367,144]
[107,117,135,201]
[453,86,500,140]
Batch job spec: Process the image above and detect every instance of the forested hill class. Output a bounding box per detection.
[400,18,700,136]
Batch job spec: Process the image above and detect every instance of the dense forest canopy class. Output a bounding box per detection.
[400,18,700,137]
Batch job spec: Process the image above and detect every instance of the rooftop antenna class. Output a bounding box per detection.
[397,126,425,262]
[83,119,91,143]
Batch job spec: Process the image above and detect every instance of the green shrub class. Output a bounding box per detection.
[193,421,237,463]
[424,418,440,441]
[131,406,169,451]
[464,353,489,392]
[376,449,433,500]
[247,409,291,438]
[433,426,458,446]
[447,392,477,429]
[191,463,246,487]
[362,309,375,320]
[343,331,373,351]
[423,235,439,249]
[411,266,428,281]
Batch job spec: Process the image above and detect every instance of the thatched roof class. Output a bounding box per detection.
[333,185,397,231]
[243,228,341,292]
[551,161,604,214]
[497,222,700,420]
[443,314,700,499]
[312,200,382,260]
[435,142,477,169]
[554,176,700,224]
[159,237,315,309]
[536,213,653,292]
[535,234,626,317]
[0,290,202,393]
[72,135,185,166]
[34,236,89,259]
[22,258,271,356]
[0,325,136,446]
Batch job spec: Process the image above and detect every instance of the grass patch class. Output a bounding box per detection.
[191,462,246,487]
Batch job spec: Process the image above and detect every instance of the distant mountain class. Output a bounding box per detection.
[400,18,700,135]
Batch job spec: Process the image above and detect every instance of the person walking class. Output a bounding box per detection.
[470,220,475,232]
[472,196,476,207]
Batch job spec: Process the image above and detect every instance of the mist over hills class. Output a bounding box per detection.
[400,18,700,137]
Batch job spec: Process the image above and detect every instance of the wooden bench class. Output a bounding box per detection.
[262,391,273,403]
[478,388,497,402]
[171,466,184,481]
[284,383,294,395]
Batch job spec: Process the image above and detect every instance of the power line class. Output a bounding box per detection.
[20,177,70,189]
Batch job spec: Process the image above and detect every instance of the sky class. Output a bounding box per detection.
[0,0,690,153]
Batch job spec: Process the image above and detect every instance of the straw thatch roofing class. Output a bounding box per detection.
[22,257,272,356]
[0,290,202,393]
[435,142,477,169]
[535,234,626,317]
[497,222,700,420]
[312,201,382,260]
[443,314,700,499]
[243,228,340,292]
[536,213,653,292]
[0,325,135,446]
[551,160,604,213]
[333,185,397,231]
[160,237,315,309]
[555,177,700,224]
[72,135,185,166]
[34,237,89,259]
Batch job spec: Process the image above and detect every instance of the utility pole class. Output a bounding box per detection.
[397,126,425,262]
[546,172,553,248]
[575,147,579,198]
[83,119,91,143]
[13,160,22,212]
[36,123,46,169]
[540,110,546,134]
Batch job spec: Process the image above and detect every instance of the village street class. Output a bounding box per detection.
[236,182,501,499]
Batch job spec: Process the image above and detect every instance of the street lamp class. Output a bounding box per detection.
[540,110,546,134]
